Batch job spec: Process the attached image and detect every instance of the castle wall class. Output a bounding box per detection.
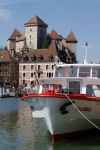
[66,42,77,55]
[25,26,38,49]
[16,41,24,53]
[7,40,16,50]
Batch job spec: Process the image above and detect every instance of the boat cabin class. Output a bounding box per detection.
[39,63,100,97]
[54,63,100,78]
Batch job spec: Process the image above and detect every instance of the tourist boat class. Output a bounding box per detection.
[21,62,100,139]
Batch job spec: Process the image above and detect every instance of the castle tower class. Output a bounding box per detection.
[7,28,22,55]
[66,31,77,55]
[7,28,21,50]
[24,15,48,49]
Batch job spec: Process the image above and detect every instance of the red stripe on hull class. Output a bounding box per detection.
[21,93,100,102]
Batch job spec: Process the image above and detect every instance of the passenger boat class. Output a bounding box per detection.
[21,62,100,140]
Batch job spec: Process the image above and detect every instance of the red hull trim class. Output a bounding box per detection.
[21,93,100,102]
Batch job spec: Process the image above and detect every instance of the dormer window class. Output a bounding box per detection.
[31,56,37,61]
[38,55,43,61]
[23,56,29,61]
[49,55,53,61]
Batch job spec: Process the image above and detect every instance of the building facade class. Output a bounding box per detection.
[0,50,19,86]
[7,15,78,86]
[19,40,58,85]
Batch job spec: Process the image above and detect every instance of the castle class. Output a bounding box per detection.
[7,15,77,55]
[6,15,78,86]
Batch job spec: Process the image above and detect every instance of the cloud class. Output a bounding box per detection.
[0,8,12,20]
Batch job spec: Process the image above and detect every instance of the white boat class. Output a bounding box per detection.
[21,62,100,140]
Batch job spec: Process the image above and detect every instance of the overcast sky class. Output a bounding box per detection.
[0,0,100,62]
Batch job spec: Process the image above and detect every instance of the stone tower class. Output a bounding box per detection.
[66,31,77,55]
[7,28,22,50]
[7,28,22,55]
[24,15,48,49]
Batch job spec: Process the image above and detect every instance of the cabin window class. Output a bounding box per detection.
[55,67,64,77]
[86,85,100,96]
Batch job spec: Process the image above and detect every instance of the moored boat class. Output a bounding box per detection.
[21,62,100,140]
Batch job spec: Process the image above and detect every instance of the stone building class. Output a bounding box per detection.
[7,15,78,86]
[7,16,48,53]
[0,50,19,86]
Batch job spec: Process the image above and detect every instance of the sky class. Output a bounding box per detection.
[0,0,100,63]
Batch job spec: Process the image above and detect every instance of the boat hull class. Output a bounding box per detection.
[22,94,100,136]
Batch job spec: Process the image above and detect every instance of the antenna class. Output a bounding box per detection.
[83,42,88,64]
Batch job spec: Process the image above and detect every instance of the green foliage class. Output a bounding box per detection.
[43,33,51,48]
[21,39,29,54]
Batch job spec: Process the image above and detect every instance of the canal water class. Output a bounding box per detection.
[0,97,100,150]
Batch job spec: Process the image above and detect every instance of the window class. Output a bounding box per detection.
[38,55,43,61]
[30,28,32,32]
[31,56,36,61]
[23,80,25,84]
[30,41,31,45]
[52,65,54,70]
[49,55,53,61]
[23,56,29,61]
[23,73,25,78]
[30,35,31,38]
[47,72,53,78]
[23,65,26,70]
[31,73,34,78]
[38,65,40,70]
[38,73,41,78]
[46,65,48,70]
[31,65,34,70]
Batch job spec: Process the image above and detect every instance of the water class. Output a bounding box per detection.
[0,98,100,150]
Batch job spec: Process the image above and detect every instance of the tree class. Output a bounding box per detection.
[43,33,52,48]
[21,39,29,54]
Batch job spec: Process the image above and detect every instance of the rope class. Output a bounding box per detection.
[65,94,100,130]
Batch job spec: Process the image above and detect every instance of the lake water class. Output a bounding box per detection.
[0,97,100,150]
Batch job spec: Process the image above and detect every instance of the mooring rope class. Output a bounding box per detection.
[65,94,100,130]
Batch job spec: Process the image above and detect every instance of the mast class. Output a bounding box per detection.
[84,42,88,64]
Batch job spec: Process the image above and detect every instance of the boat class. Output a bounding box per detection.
[21,61,100,140]
[0,82,17,98]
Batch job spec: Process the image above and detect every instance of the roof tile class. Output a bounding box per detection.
[8,28,22,40]
[50,30,62,40]
[66,31,77,42]
[24,16,48,27]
